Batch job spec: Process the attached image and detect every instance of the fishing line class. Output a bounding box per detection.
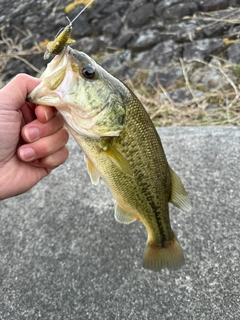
[70,0,96,24]
[44,0,97,59]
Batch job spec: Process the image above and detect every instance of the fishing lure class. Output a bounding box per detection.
[44,0,96,60]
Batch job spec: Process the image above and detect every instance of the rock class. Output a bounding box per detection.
[128,30,169,51]
[205,104,219,111]
[91,12,122,36]
[210,7,240,20]
[127,3,155,28]
[200,23,226,38]
[231,0,240,5]
[112,33,135,49]
[101,13,122,37]
[155,0,182,16]
[1,0,240,91]
[134,40,180,69]
[196,0,229,12]
[190,65,236,91]
[74,37,106,55]
[158,88,204,103]
[72,19,92,38]
[28,54,47,75]
[146,67,184,88]
[227,42,240,64]
[226,25,240,40]
[183,38,226,61]
[166,20,199,42]
[115,65,137,81]
[10,2,30,18]
[22,35,38,50]
[161,3,198,22]
[101,50,132,74]
[131,0,149,11]
[2,53,44,81]
[101,2,129,15]
[2,59,29,81]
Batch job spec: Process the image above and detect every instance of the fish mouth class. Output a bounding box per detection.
[40,48,71,90]
[27,47,74,105]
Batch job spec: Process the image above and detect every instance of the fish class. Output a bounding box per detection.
[28,47,191,272]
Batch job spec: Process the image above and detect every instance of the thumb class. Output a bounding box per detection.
[0,74,41,111]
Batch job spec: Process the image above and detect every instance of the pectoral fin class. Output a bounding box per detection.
[103,143,133,177]
[84,155,100,185]
[169,167,191,212]
[114,204,136,224]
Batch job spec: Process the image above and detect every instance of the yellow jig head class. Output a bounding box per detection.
[44,0,96,60]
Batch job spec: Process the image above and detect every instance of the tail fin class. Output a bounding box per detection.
[142,236,185,272]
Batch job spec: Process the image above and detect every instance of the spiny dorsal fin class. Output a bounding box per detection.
[169,167,191,212]
[114,203,136,224]
[84,154,100,185]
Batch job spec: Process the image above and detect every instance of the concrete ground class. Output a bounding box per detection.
[0,127,239,320]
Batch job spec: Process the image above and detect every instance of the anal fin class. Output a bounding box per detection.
[169,167,191,212]
[114,203,136,224]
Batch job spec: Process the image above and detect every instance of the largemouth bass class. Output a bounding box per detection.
[28,47,191,272]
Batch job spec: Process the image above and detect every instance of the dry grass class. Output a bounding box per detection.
[0,26,42,80]
[123,57,240,127]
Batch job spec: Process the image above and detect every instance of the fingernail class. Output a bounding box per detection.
[45,107,57,121]
[19,147,36,161]
[44,109,49,122]
[25,127,40,142]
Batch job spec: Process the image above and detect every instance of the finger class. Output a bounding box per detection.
[30,146,69,168]
[35,105,58,123]
[0,74,41,111]
[20,102,36,124]
[22,112,65,142]
[18,127,69,162]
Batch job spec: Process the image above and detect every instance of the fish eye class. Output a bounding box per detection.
[82,65,96,79]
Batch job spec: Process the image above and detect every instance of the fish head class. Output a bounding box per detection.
[28,47,130,138]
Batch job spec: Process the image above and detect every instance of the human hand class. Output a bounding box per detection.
[0,74,69,200]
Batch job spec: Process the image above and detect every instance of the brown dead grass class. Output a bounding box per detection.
[0,26,43,77]
[124,57,240,127]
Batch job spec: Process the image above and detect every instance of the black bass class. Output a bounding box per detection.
[28,47,191,272]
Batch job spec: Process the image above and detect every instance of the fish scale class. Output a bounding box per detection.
[28,47,191,272]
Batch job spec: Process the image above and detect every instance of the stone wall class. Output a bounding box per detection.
[1,0,240,99]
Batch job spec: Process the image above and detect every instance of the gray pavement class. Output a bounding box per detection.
[0,127,239,320]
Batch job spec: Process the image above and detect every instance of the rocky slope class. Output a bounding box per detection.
[1,0,240,123]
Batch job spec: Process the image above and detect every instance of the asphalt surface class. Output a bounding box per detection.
[0,127,239,320]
